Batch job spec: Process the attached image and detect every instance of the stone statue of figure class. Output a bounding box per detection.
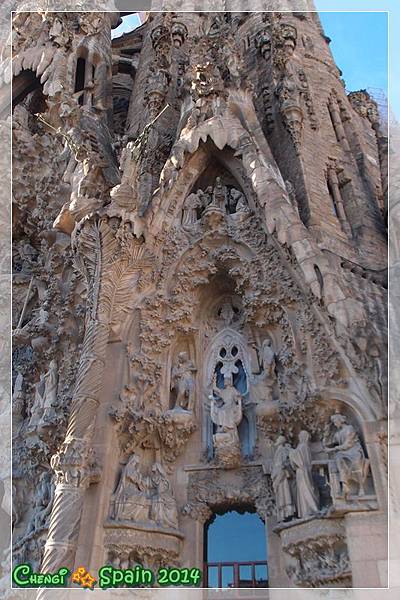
[12,372,24,428]
[28,373,46,428]
[323,412,370,498]
[211,176,228,211]
[285,179,300,217]
[199,186,213,208]
[112,453,151,522]
[229,188,248,213]
[150,463,179,530]
[210,374,243,439]
[182,192,202,226]
[271,435,296,522]
[41,359,58,423]
[259,338,276,379]
[252,337,278,415]
[289,430,319,518]
[170,351,196,411]
[218,301,236,325]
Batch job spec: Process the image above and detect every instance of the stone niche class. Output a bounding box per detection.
[279,518,352,588]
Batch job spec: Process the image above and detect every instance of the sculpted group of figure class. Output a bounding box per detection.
[111,454,179,531]
[272,412,370,523]
[182,177,249,227]
[272,431,319,523]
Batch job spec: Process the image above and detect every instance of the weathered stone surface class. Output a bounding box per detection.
[11,6,387,590]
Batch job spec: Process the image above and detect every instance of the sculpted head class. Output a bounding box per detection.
[127,453,139,467]
[177,351,189,364]
[299,430,310,443]
[275,435,286,447]
[331,412,347,428]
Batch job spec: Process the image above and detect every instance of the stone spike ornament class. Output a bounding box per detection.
[12,8,388,590]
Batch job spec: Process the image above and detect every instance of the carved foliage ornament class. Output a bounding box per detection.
[183,468,274,523]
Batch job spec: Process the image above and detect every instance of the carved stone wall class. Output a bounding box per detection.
[11,8,387,589]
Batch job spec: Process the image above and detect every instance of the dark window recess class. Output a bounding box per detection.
[74,57,86,104]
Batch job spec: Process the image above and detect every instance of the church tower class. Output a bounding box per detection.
[12,7,388,590]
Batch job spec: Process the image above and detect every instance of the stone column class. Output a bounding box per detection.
[328,96,351,152]
[327,166,351,235]
[40,216,123,576]
[264,514,291,588]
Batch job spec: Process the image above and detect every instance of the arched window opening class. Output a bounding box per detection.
[204,509,268,588]
[314,264,324,296]
[75,57,87,105]
[238,415,250,456]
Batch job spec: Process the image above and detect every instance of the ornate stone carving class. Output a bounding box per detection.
[298,69,318,130]
[348,90,380,126]
[183,467,274,523]
[274,56,304,153]
[110,402,196,466]
[274,22,298,71]
[280,518,351,587]
[171,20,188,49]
[11,9,387,589]
[50,436,100,488]
[14,471,54,548]
[110,455,179,532]
[255,29,272,62]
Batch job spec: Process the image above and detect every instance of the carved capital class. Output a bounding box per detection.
[279,518,351,587]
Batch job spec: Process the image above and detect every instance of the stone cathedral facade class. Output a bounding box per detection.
[12,7,388,589]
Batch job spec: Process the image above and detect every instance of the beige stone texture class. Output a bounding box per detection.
[9,5,388,593]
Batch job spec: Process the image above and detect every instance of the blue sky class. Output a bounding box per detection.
[112,13,140,37]
[112,7,396,118]
[315,0,398,119]
[206,511,267,587]
[317,11,388,93]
